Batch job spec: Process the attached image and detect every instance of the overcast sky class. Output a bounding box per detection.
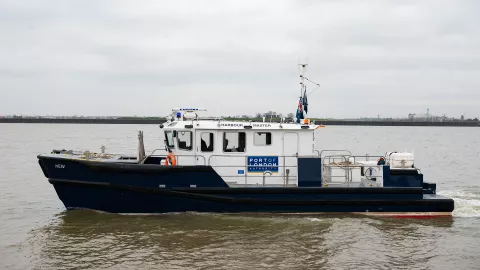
[1,0,479,118]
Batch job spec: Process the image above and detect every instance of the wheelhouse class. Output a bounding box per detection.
[159,118,319,187]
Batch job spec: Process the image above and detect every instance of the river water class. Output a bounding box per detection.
[1,124,479,270]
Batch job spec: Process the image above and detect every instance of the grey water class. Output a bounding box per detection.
[1,124,480,270]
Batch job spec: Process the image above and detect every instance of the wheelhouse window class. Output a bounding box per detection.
[165,131,175,149]
[177,131,192,151]
[254,132,272,146]
[223,132,246,153]
[201,132,214,152]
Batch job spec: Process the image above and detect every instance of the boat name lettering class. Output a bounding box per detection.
[220,123,244,127]
[219,123,272,128]
[55,164,65,169]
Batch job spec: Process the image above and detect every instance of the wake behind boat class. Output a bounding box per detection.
[37,67,454,217]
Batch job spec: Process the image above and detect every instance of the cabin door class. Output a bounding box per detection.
[196,131,215,166]
[282,132,299,186]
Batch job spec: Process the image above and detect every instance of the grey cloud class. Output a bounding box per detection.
[0,0,479,119]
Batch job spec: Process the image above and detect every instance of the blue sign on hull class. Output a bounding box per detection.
[247,156,278,173]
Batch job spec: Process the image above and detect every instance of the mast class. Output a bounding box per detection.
[299,63,307,97]
[295,62,319,123]
[298,63,308,122]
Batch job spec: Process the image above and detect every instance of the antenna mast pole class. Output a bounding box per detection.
[299,63,307,96]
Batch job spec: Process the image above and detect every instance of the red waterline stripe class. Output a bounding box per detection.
[358,212,452,218]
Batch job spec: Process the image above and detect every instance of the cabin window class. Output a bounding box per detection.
[165,131,175,149]
[177,131,192,151]
[223,132,246,153]
[201,132,214,152]
[254,132,272,146]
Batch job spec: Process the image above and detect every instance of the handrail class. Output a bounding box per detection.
[210,165,298,168]
[207,154,314,165]
[322,154,384,167]
[206,154,305,187]
[139,148,168,164]
[142,149,207,166]
[190,155,207,166]
[148,148,168,157]
[319,150,352,158]
[322,154,385,159]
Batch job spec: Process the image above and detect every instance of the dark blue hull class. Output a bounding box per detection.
[39,156,454,215]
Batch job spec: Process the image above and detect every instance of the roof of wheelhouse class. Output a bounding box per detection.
[161,108,319,131]
[162,119,318,131]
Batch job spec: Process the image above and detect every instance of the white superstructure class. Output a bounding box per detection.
[160,110,321,186]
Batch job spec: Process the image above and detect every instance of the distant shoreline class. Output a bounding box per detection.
[315,119,480,127]
[0,118,166,124]
[1,118,479,126]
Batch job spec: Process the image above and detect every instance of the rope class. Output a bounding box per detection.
[303,76,320,86]
[303,76,320,96]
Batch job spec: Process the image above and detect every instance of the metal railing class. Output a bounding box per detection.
[143,148,207,165]
[321,154,385,186]
[322,154,384,167]
[207,154,304,165]
[205,154,322,187]
[207,154,299,186]
[148,148,168,156]
[320,150,352,158]
[208,165,298,184]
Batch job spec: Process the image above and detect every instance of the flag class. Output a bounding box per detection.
[295,97,304,123]
[303,88,308,114]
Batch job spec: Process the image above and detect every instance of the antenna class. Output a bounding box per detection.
[298,62,308,97]
[214,77,231,121]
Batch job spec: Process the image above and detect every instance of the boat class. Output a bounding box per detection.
[37,67,454,217]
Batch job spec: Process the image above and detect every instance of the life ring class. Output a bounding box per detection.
[164,152,177,166]
[365,167,377,180]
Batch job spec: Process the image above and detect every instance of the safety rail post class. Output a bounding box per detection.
[263,171,272,186]
[344,155,349,186]
[285,169,290,186]
[244,156,248,187]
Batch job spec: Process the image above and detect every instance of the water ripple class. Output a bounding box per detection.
[1,125,480,269]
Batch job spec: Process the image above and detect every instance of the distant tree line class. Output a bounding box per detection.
[224,111,297,123]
